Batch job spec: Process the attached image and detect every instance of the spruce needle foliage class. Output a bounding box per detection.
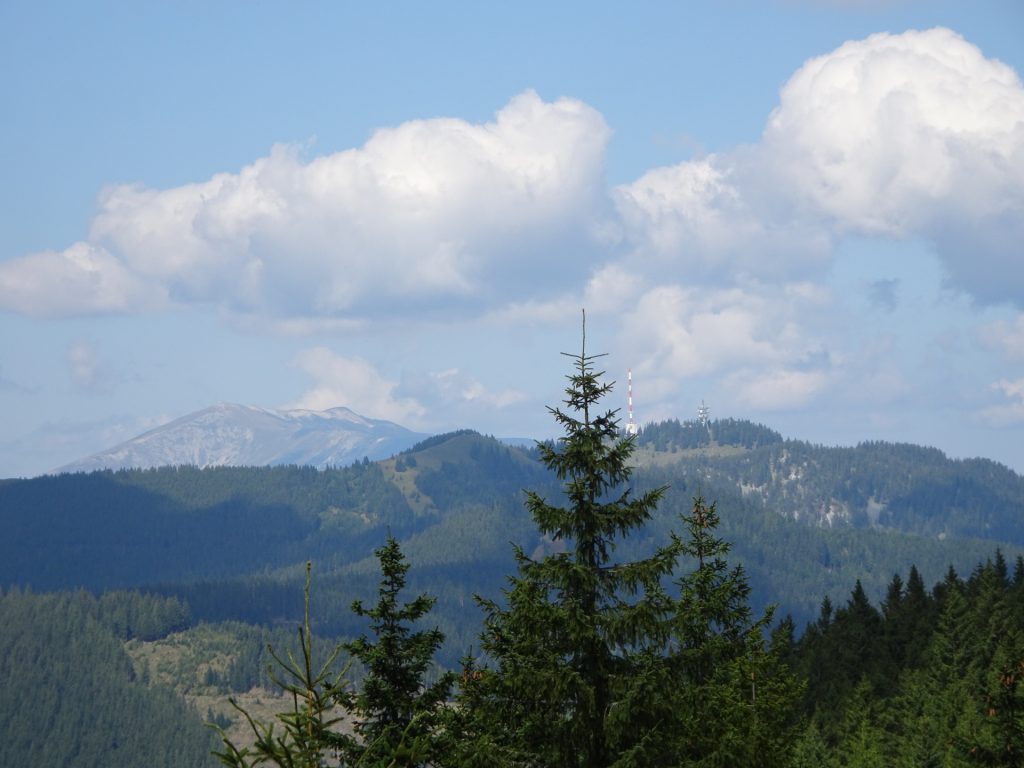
[471,315,684,768]
[463,315,799,768]
[662,495,801,766]
[344,534,455,767]
[213,547,451,768]
[212,562,352,767]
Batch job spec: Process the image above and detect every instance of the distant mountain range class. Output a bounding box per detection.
[6,424,1022,637]
[632,417,1024,535]
[55,403,429,473]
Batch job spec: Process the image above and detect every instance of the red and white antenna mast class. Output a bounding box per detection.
[625,368,639,436]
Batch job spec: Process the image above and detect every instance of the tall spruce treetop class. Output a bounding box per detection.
[344,534,454,767]
[475,314,682,768]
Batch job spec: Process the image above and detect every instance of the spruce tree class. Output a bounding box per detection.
[214,544,452,768]
[343,534,454,767]
[213,563,351,768]
[658,495,801,766]
[472,317,682,767]
[461,318,798,766]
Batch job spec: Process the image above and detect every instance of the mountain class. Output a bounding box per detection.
[55,403,429,473]
[4,424,1022,768]
[633,418,1024,539]
[5,421,1019,626]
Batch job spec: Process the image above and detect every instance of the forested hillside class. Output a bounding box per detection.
[790,552,1024,764]
[2,418,1023,764]
[1,422,1021,641]
[0,588,217,768]
[635,418,1024,539]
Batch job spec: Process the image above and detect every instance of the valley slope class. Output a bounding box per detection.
[3,420,1021,654]
[3,420,1022,767]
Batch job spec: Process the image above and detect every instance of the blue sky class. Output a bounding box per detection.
[1,0,1023,477]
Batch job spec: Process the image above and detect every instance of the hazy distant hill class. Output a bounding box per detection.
[2,422,1022,768]
[4,420,1022,636]
[55,402,429,473]
[4,419,1022,768]
[634,418,1024,540]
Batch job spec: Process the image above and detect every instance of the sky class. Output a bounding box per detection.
[1,0,1023,477]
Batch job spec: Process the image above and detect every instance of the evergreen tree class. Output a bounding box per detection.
[966,640,1024,766]
[656,495,801,766]
[213,563,351,768]
[831,679,887,767]
[900,565,934,668]
[343,534,454,767]
[790,723,832,768]
[465,317,798,767]
[214,546,452,768]
[471,318,682,767]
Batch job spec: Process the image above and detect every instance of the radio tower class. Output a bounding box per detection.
[625,368,639,436]
[697,400,710,427]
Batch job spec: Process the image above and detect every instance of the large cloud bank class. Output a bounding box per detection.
[2,29,1020,322]
[0,91,610,319]
[616,27,1023,299]
[1,28,1021,418]
[611,27,1023,411]
[767,27,1024,305]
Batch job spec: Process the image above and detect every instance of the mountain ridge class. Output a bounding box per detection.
[5,425,1021,637]
[55,402,430,474]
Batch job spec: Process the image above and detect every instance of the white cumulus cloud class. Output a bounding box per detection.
[619,282,833,409]
[4,29,1020,325]
[979,313,1024,361]
[0,243,167,317]
[982,378,1024,425]
[614,27,1024,306]
[1,91,611,320]
[763,27,1024,304]
[287,348,427,426]
[766,28,1023,232]
[622,282,831,378]
[614,158,833,284]
[726,368,830,411]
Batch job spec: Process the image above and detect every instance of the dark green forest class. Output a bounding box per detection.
[6,551,1022,766]
[791,552,1024,764]
[1,425,1017,634]
[0,588,216,768]
[2,359,1024,763]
